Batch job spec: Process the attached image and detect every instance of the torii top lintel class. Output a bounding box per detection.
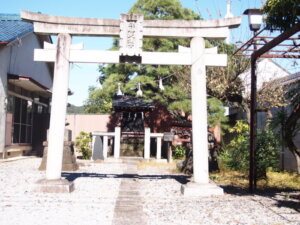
[20,10,241,39]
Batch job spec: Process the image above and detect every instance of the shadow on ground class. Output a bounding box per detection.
[62,170,298,213]
[220,184,300,212]
[62,172,191,185]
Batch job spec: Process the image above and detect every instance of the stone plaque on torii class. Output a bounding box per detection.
[21,11,241,195]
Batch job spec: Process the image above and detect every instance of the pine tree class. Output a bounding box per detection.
[84,0,236,127]
[84,0,199,117]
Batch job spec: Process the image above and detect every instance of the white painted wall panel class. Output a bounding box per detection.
[0,47,10,154]
[8,33,52,89]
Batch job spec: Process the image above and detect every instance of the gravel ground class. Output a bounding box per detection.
[0,157,299,225]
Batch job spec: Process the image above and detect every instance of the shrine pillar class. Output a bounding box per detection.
[190,37,209,183]
[144,127,151,159]
[46,33,72,180]
[156,137,162,160]
[114,127,121,158]
[181,37,223,196]
[103,135,108,159]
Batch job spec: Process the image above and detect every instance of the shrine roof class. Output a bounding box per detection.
[0,14,33,43]
[112,96,154,111]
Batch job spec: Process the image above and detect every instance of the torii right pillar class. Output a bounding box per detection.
[181,37,224,196]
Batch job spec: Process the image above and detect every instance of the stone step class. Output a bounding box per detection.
[114,204,143,210]
[113,218,145,225]
[116,197,142,202]
[120,157,143,164]
[118,190,139,195]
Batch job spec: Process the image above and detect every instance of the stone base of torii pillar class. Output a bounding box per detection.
[181,182,224,196]
[33,129,76,193]
[33,178,74,193]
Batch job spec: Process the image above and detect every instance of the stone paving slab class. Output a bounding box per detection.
[112,160,146,225]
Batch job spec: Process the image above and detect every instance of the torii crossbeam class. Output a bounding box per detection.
[21,10,241,195]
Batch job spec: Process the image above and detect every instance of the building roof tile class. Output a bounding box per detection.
[0,14,33,43]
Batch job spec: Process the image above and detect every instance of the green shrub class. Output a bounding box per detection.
[75,131,92,159]
[173,145,187,160]
[218,120,249,172]
[256,128,280,178]
[218,120,280,179]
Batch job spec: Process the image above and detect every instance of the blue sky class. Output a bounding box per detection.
[2,0,266,106]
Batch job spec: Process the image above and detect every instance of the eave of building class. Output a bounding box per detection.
[113,107,154,112]
[8,74,52,97]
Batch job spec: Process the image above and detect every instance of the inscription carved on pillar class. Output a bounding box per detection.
[119,14,143,57]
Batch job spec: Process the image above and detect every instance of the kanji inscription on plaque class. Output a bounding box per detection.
[119,14,143,57]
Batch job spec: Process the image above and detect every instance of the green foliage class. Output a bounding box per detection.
[129,0,200,20]
[262,0,300,31]
[256,129,280,178]
[84,0,200,116]
[207,97,228,128]
[219,120,280,179]
[84,0,215,120]
[75,131,92,159]
[84,0,247,135]
[218,120,250,172]
[172,145,187,159]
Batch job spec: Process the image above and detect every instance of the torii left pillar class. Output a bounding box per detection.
[181,37,223,196]
[35,33,74,193]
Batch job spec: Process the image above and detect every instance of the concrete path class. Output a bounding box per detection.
[112,158,146,225]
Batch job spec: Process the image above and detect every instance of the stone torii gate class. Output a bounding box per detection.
[21,11,241,195]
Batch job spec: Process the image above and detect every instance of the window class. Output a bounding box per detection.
[9,96,33,144]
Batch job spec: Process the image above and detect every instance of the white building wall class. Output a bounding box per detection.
[240,58,290,96]
[0,47,10,155]
[0,33,53,157]
[8,33,52,89]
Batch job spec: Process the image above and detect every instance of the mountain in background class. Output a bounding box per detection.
[67,104,85,114]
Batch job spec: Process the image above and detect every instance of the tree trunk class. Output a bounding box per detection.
[285,102,300,173]
[241,102,250,123]
[265,109,273,128]
[295,152,300,174]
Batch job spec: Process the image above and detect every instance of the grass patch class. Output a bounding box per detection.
[210,171,249,188]
[261,171,300,190]
[210,170,300,190]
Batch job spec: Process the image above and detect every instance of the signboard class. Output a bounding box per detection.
[163,132,174,142]
[119,14,143,57]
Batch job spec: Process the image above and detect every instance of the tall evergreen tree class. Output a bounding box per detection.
[84,0,238,126]
[84,0,199,118]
